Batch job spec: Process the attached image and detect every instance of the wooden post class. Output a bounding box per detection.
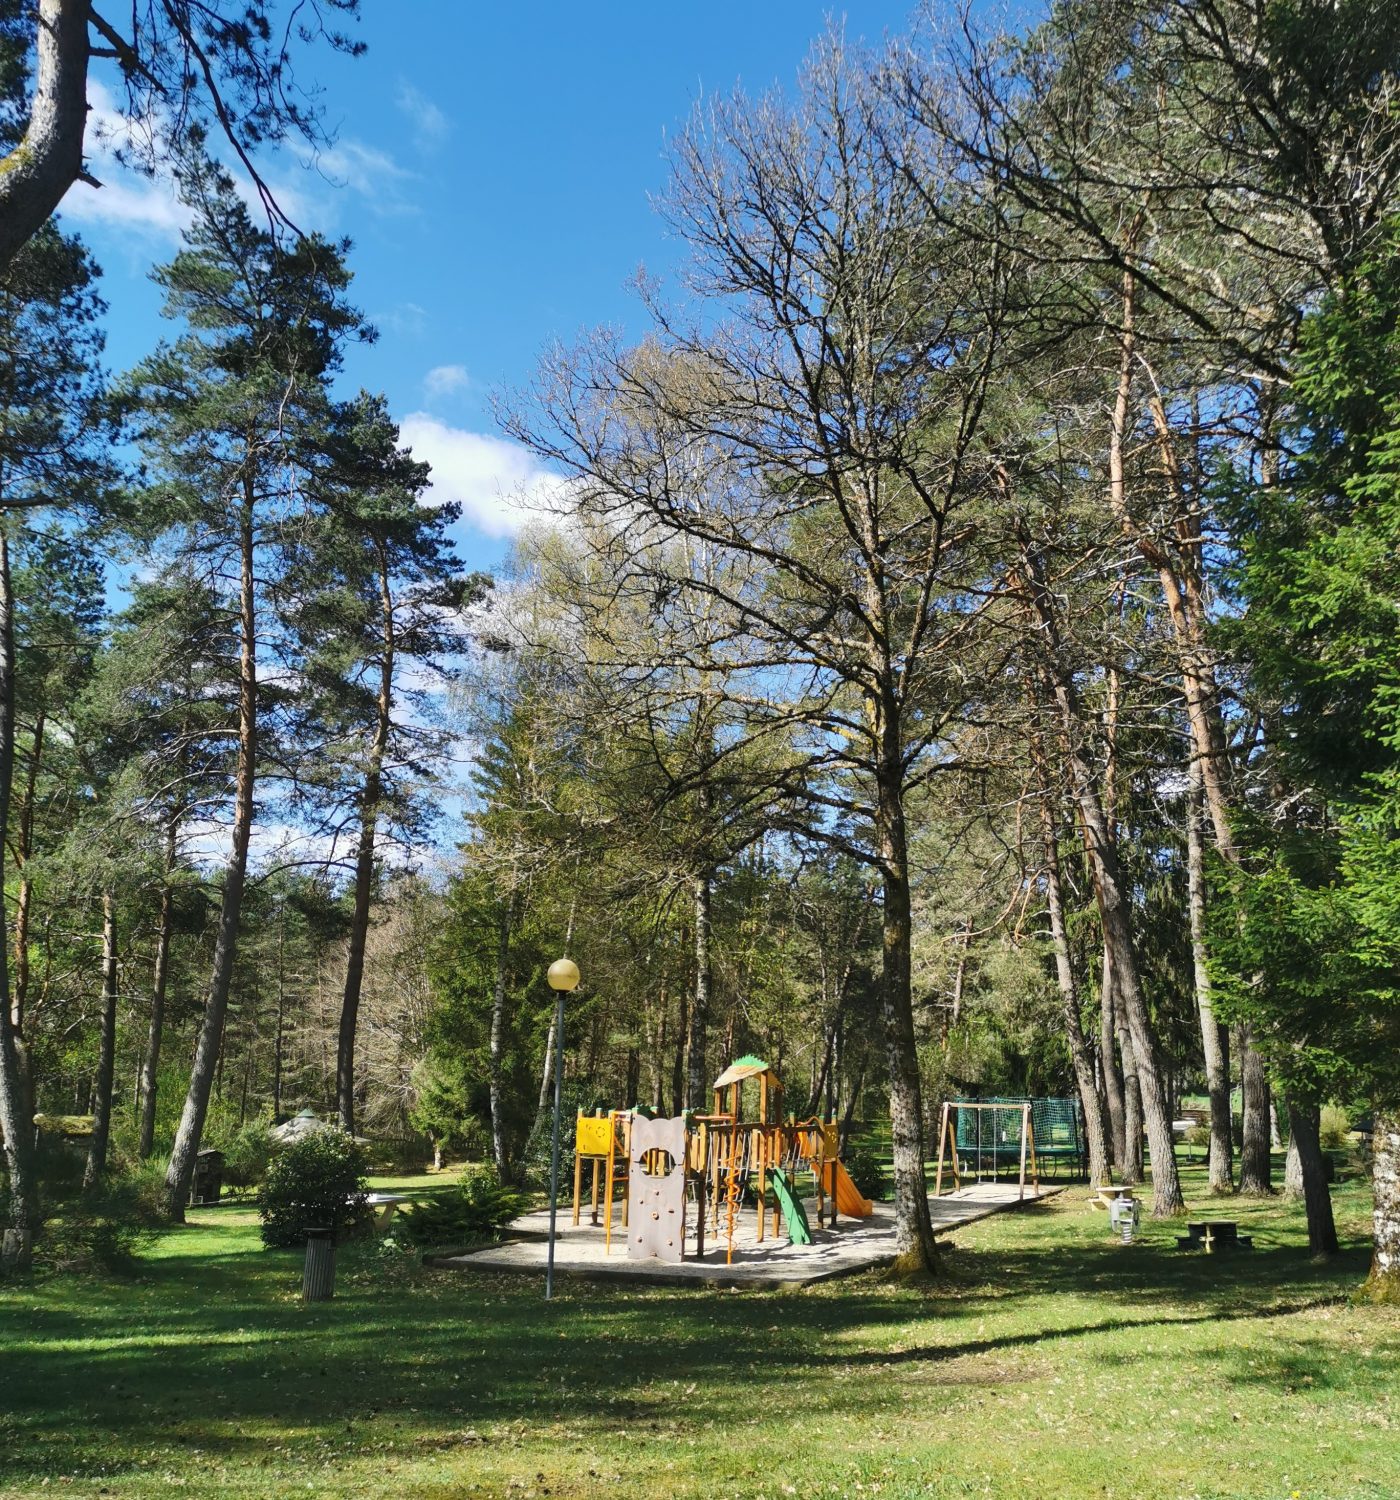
[695,1121,706,1258]
[604,1117,618,1254]
[755,1129,767,1244]
[935,1101,951,1197]
[571,1133,584,1226]
[1018,1103,1031,1201]
[303,1229,335,1302]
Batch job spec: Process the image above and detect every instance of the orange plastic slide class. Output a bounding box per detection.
[832,1160,873,1218]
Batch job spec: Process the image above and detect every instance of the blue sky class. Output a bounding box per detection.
[58,2,921,578]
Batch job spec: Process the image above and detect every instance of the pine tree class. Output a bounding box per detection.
[1223,220,1400,1279]
[120,154,368,1217]
[287,390,485,1133]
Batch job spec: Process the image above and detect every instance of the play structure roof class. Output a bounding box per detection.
[712,1055,784,1090]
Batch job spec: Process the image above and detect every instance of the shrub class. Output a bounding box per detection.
[33,1160,168,1275]
[1319,1103,1352,1151]
[395,1166,530,1250]
[842,1138,887,1201]
[518,1080,597,1187]
[257,1129,368,1248]
[363,1134,431,1175]
[219,1122,273,1189]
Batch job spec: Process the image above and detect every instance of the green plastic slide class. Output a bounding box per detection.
[767,1167,813,1245]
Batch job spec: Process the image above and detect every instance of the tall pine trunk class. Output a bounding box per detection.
[1117,994,1145,1185]
[1187,758,1233,1193]
[671,978,689,1116]
[163,488,258,1218]
[488,894,512,1180]
[1100,943,1127,1175]
[1284,1110,1308,1199]
[1075,772,1174,1209]
[10,704,44,1043]
[0,531,38,1267]
[138,834,176,1158]
[83,893,119,1190]
[335,799,380,1134]
[687,871,711,1109]
[1031,717,1109,1186]
[1023,560,1183,1216]
[1369,1111,1400,1298]
[336,540,394,1134]
[876,704,937,1273]
[1285,1094,1338,1257]
[1238,1024,1274,1195]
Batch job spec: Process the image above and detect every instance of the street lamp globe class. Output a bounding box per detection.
[547,957,580,992]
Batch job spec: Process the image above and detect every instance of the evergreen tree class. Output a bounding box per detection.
[120,154,368,1217]
[1225,219,1400,1285]
[288,390,486,1133]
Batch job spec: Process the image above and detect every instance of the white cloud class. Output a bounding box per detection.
[400,414,566,539]
[395,82,450,148]
[374,302,428,337]
[60,79,412,239]
[181,816,349,874]
[58,79,189,240]
[423,363,470,401]
[313,138,414,206]
[61,173,189,238]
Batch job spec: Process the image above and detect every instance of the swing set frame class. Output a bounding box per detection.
[933,1099,1040,1201]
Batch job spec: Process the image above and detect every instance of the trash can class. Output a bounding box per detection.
[190,1149,225,1206]
[303,1227,336,1302]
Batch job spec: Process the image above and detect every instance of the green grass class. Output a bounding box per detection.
[2,1163,1398,1499]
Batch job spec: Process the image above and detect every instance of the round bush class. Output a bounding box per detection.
[257,1129,368,1248]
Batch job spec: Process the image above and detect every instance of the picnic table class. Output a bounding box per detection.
[1177,1219,1254,1252]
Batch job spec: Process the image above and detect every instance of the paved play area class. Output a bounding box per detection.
[435,1182,1063,1289]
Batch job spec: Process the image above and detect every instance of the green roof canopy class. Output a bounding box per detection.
[712,1056,783,1091]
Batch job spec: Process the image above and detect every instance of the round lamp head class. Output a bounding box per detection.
[547,957,580,993]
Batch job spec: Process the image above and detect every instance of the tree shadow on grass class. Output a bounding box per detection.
[0,1192,1388,1488]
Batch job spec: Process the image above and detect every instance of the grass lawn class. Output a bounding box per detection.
[2,1163,1398,1500]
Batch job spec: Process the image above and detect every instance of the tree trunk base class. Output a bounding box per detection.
[888,1245,942,1279]
[1362,1269,1400,1304]
[1,1228,32,1271]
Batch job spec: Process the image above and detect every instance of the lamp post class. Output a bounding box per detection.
[544,956,580,1301]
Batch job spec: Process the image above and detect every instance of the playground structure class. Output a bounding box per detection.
[570,1055,874,1266]
[932,1097,1088,1200]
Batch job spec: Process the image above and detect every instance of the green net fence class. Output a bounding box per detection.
[950,1097,1086,1180]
